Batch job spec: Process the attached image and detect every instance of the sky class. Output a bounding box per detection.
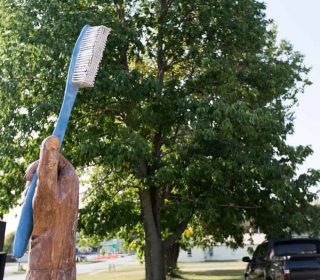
[264,0,320,174]
[4,1,320,234]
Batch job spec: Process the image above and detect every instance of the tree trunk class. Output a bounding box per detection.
[140,189,166,280]
[144,232,165,280]
[145,235,153,280]
[165,242,180,276]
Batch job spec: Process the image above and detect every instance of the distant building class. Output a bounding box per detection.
[178,233,266,262]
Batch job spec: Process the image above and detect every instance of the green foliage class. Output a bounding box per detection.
[0,0,319,269]
[3,231,15,253]
[100,248,106,256]
[76,232,102,252]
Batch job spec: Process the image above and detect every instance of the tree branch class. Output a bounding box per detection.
[157,0,170,85]
[163,194,260,209]
[113,0,129,70]
[219,204,261,209]
[150,187,162,236]
[163,213,193,250]
[152,131,162,161]
[140,189,162,239]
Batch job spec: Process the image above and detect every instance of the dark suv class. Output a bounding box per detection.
[243,238,320,279]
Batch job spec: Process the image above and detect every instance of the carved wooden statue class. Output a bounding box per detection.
[24,136,79,280]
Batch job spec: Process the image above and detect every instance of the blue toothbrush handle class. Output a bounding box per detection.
[13,25,90,258]
[53,88,78,143]
[12,89,78,258]
[13,173,38,257]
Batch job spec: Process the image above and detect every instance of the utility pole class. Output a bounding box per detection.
[0,221,6,280]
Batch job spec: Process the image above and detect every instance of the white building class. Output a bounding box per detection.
[178,233,266,262]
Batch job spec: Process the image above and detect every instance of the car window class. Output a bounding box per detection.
[274,242,318,256]
[253,243,268,259]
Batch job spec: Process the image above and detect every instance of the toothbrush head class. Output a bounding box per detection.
[72,25,111,88]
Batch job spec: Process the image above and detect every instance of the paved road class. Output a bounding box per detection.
[4,255,137,280]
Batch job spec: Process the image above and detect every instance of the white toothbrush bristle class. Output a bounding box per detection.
[72,25,111,88]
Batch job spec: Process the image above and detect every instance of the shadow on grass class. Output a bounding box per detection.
[179,269,244,279]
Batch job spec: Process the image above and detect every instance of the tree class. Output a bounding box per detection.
[76,232,102,253]
[0,1,319,279]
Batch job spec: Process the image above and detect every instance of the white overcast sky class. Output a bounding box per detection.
[4,1,320,234]
[265,0,320,175]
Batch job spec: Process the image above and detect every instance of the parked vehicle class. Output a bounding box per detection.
[5,254,16,263]
[243,238,320,279]
[76,253,87,262]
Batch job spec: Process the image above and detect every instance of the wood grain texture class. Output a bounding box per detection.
[25,136,79,280]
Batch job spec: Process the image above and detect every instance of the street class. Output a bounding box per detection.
[4,255,137,279]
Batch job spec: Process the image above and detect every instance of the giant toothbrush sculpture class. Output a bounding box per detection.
[13,25,111,258]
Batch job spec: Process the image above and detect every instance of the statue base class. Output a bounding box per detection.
[0,253,5,280]
[0,221,6,280]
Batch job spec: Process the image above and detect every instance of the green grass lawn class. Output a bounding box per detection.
[77,264,145,280]
[77,261,246,280]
